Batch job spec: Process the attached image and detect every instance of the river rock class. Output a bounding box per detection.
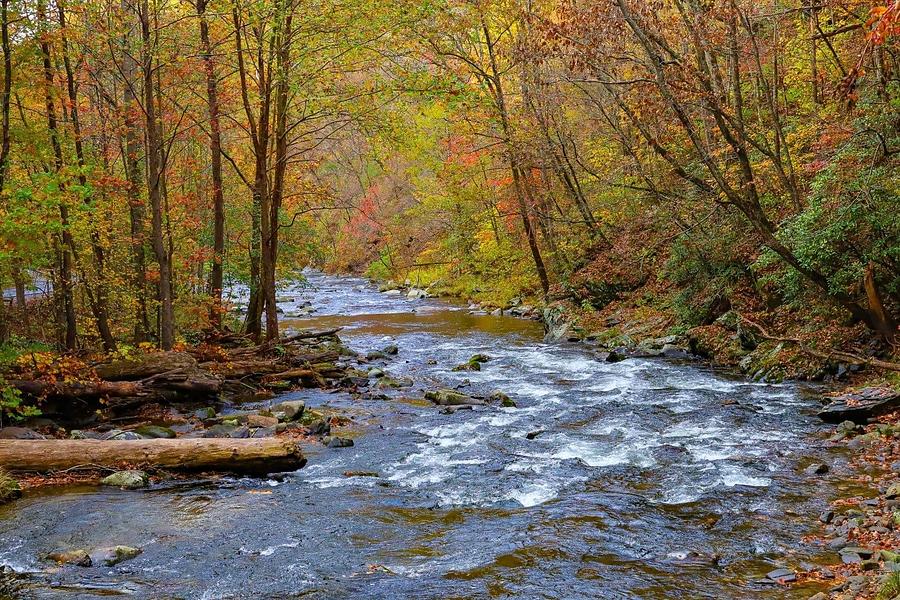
[766,568,796,582]
[407,288,428,300]
[101,430,144,441]
[89,546,141,567]
[326,436,354,448]
[451,359,481,372]
[366,350,389,360]
[489,390,516,408]
[383,344,399,355]
[46,549,92,567]
[525,430,543,440]
[69,430,103,440]
[425,389,483,406]
[308,420,331,436]
[272,400,305,422]
[885,482,900,499]
[543,305,573,342]
[249,426,276,438]
[203,424,250,438]
[101,470,149,490]
[246,414,278,428]
[0,427,45,440]
[818,387,900,423]
[804,462,829,475]
[133,425,176,439]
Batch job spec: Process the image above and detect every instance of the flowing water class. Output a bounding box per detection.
[0,272,845,598]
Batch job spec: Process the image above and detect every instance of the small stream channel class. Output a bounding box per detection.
[0,272,850,598]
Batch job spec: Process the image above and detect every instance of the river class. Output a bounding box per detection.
[0,272,844,598]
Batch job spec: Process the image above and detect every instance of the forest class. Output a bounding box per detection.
[0,0,899,598]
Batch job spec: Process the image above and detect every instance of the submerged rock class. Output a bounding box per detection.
[425,389,483,406]
[489,390,516,408]
[89,546,141,567]
[325,436,354,448]
[766,568,796,582]
[101,470,149,490]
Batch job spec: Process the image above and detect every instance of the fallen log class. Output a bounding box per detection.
[0,438,306,475]
[95,352,197,381]
[9,379,144,398]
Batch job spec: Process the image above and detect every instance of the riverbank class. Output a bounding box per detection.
[367,273,900,599]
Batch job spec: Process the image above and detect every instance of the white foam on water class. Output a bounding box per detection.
[718,464,771,488]
[508,481,565,507]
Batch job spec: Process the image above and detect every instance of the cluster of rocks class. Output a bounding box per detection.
[466,297,540,320]
[796,403,900,599]
[47,545,141,568]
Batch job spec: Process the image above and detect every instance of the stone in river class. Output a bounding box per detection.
[88,546,141,567]
[766,568,796,582]
[383,344,399,355]
[326,436,354,448]
[249,426,276,438]
[424,389,483,406]
[525,430,543,440]
[272,400,305,422]
[101,470,149,490]
[817,387,900,423]
[307,420,331,436]
[804,462,829,475]
[246,414,278,428]
[203,424,249,438]
[840,547,874,559]
[819,510,834,524]
[0,427,45,439]
[101,429,143,441]
[46,549,92,567]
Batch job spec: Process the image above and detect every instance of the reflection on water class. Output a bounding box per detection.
[0,272,838,599]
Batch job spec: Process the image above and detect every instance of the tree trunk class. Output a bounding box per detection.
[0,438,306,475]
[480,20,550,297]
[57,0,116,351]
[197,0,226,330]
[140,0,174,349]
[264,6,293,342]
[0,0,10,194]
[121,0,150,344]
[38,0,77,351]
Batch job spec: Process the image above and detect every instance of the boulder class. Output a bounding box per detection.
[489,390,516,408]
[383,344,399,355]
[246,415,278,428]
[101,470,149,490]
[804,463,829,475]
[424,389,483,406]
[406,288,428,300]
[326,437,354,448]
[307,420,331,436]
[272,400,305,422]
[47,549,92,567]
[543,306,573,342]
[0,427,45,440]
[818,387,900,424]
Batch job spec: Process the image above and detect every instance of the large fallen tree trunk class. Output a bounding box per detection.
[0,439,306,475]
